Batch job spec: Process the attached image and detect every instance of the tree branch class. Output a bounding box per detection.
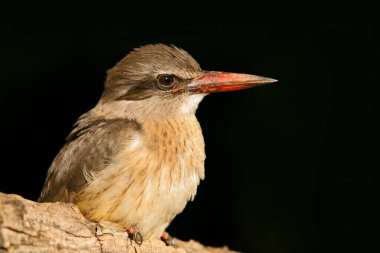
[0,193,238,253]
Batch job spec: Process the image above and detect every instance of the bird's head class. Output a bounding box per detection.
[97,44,276,120]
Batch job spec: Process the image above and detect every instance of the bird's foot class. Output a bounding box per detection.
[127,226,143,245]
[161,231,176,247]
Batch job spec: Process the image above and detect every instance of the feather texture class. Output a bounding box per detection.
[39,112,142,202]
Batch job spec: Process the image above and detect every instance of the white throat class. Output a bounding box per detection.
[179,94,206,114]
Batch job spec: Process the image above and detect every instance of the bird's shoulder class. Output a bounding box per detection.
[67,112,141,141]
[39,111,142,203]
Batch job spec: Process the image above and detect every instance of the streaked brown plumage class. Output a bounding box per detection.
[39,44,276,242]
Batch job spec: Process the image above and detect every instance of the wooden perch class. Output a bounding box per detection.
[0,193,238,253]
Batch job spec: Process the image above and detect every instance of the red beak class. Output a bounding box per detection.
[179,71,277,93]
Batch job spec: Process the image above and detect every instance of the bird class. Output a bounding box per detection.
[39,43,277,245]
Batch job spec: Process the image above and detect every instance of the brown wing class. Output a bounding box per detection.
[38,113,142,203]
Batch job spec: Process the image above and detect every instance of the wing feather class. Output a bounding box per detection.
[38,113,142,203]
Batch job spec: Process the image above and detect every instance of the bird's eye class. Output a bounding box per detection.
[157,74,176,90]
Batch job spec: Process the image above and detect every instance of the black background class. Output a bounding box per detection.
[0,24,379,253]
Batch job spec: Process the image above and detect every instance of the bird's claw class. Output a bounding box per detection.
[127,226,143,246]
[161,231,176,247]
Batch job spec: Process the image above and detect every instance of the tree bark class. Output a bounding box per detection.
[0,193,238,253]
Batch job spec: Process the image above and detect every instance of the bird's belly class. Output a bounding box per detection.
[125,169,198,238]
[76,121,205,238]
[78,157,201,238]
